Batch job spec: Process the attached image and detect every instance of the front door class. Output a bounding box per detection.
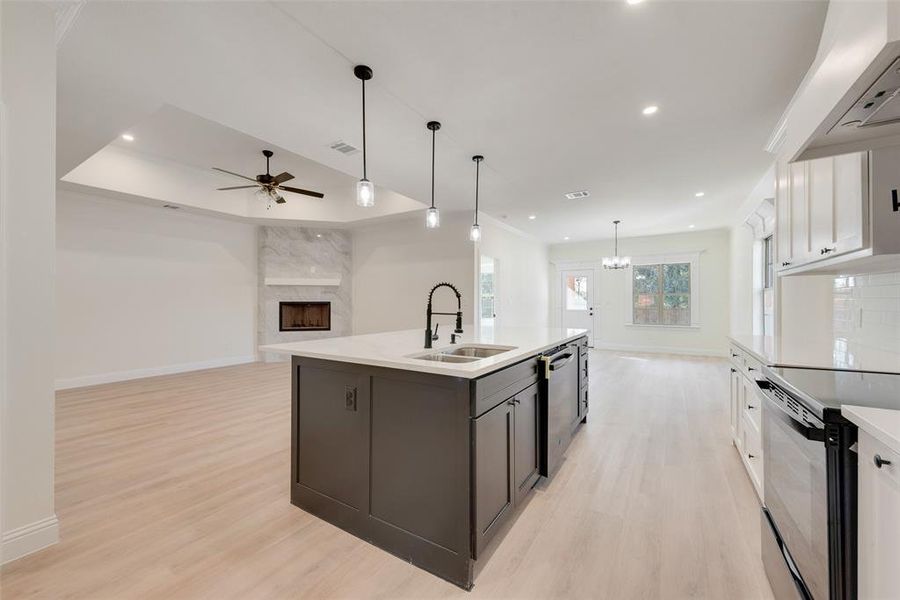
[560,269,594,345]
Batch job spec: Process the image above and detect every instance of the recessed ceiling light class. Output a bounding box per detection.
[642,105,659,116]
[316,234,322,238]
[688,224,696,229]
[121,133,135,142]
[626,0,644,4]
[695,191,705,197]
[564,236,570,241]
[528,215,537,220]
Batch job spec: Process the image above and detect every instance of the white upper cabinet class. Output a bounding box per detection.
[776,148,899,275]
[775,162,792,268]
[788,161,810,264]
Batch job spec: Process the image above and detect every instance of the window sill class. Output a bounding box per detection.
[625,323,700,330]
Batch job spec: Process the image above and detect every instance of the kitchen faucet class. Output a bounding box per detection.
[425,282,464,349]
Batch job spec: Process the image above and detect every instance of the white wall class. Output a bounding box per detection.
[549,228,731,356]
[478,218,550,329]
[1,1,59,563]
[729,165,776,336]
[351,212,476,334]
[55,191,258,388]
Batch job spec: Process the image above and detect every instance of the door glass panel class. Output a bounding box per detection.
[565,275,589,310]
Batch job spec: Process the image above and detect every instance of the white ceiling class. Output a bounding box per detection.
[61,105,424,224]
[57,1,827,241]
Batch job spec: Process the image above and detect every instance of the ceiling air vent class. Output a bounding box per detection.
[564,190,590,200]
[329,140,360,156]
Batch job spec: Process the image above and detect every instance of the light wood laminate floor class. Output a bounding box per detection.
[2,351,773,599]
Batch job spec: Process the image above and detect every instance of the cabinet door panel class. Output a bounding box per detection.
[296,365,369,511]
[857,431,900,600]
[809,156,834,256]
[514,384,540,504]
[474,399,513,557]
[729,369,742,448]
[832,152,865,255]
[775,162,792,267]
[789,161,810,263]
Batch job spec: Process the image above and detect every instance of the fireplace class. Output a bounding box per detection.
[279,301,331,332]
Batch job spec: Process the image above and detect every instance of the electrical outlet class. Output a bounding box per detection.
[344,386,357,411]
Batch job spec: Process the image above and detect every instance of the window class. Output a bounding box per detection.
[762,235,774,336]
[565,274,589,310]
[632,263,691,326]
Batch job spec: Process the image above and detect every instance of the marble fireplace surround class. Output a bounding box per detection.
[258,226,351,362]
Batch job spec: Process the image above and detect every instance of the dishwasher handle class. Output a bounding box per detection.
[549,352,576,371]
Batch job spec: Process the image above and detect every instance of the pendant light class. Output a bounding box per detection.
[354,65,375,207]
[469,155,484,242]
[602,220,631,269]
[425,121,441,229]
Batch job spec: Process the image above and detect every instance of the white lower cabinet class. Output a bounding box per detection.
[857,430,900,600]
[728,344,764,502]
[729,367,743,450]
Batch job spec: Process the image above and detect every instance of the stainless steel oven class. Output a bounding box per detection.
[758,367,859,600]
[761,382,828,599]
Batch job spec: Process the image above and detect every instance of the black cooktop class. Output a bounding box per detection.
[764,366,900,420]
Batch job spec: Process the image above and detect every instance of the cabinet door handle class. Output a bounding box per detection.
[781,261,792,267]
[874,454,892,469]
[820,247,836,255]
[748,453,756,459]
[747,404,756,410]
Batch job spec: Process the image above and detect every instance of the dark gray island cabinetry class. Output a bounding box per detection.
[264,328,588,589]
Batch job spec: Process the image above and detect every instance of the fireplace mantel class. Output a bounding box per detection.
[264,277,341,287]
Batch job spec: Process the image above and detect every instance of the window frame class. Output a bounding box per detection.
[625,252,701,328]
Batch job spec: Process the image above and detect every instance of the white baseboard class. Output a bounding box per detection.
[591,341,727,358]
[55,355,257,390]
[2,515,59,564]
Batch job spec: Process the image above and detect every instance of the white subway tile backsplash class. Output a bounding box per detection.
[833,270,900,357]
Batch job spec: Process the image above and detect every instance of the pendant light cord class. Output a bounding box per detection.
[361,78,368,180]
[614,222,618,255]
[474,159,480,225]
[430,127,436,209]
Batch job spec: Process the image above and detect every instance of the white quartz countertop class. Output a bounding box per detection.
[260,327,588,379]
[842,406,900,455]
[728,334,900,374]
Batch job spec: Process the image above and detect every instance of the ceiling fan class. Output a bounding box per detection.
[213,150,324,204]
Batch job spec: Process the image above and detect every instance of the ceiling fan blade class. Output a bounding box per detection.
[212,167,257,182]
[278,185,325,199]
[272,171,294,185]
[217,185,258,191]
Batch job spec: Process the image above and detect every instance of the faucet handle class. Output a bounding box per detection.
[451,333,458,344]
[432,323,440,341]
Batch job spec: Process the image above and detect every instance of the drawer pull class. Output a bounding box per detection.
[747,404,756,410]
[781,261,792,267]
[874,454,892,469]
[748,453,756,460]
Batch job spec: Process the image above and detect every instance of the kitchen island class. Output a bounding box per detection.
[261,327,589,589]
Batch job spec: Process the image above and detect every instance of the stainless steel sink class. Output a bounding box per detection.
[413,353,480,363]
[440,344,516,358]
[408,344,517,363]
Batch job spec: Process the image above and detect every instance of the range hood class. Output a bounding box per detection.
[798,45,900,160]
[833,56,900,130]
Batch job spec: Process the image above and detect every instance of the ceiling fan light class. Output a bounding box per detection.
[356,179,375,207]
[425,207,440,229]
[469,223,481,242]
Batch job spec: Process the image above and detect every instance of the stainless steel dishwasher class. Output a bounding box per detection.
[539,343,579,477]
